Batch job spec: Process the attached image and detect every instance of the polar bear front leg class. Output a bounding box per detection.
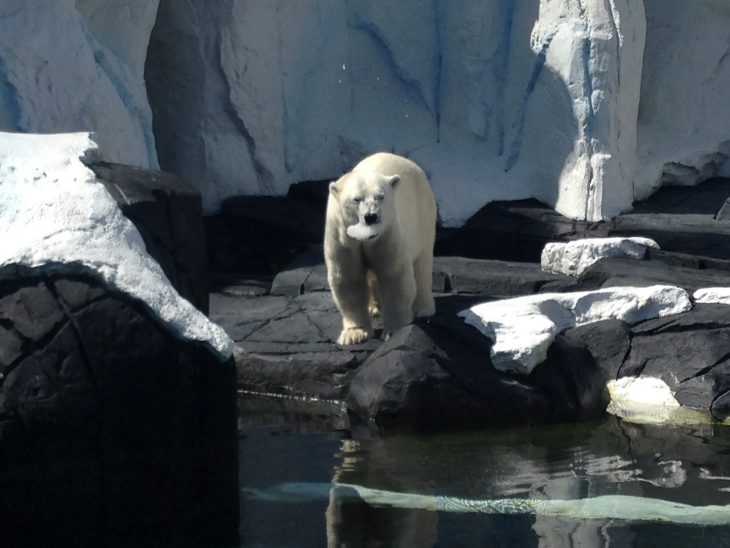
[377,267,417,339]
[329,273,373,345]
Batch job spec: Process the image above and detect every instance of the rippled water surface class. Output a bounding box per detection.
[238,396,730,547]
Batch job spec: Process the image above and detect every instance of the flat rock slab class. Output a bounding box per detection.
[211,290,379,400]
[543,257,730,295]
[268,254,567,298]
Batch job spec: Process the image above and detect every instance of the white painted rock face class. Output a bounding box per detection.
[145,0,646,223]
[0,0,158,168]
[0,131,232,360]
[459,285,691,375]
[2,1,728,228]
[541,237,659,277]
[635,0,730,200]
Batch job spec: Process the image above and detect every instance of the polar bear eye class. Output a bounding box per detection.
[375,194,385,201]
[352,196,363,203]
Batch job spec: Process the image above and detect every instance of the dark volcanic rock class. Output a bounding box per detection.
[0,274,238,545]
[542,257,730,294]
[559,304,730,421]
[87,161,210,313]
[436,199,603,262]
[438,177,730,263]
[213,290,379,400]
[631,178,730,216]
[206,180,329,277]
[433,256,566,296]
[622,304,730,419]
[563,320,632,380]
[270,252,329,297]
[347,316,608,431]
[608,213,730,261]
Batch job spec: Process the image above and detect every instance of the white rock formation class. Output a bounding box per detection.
[0,131,232,360]
[693,288,730,306]
[2,1,728,227]
[635,0,730,199]
[146,0,646,222]
[459,285,691,374]
[541,237,659,277]
[0,0,158,168]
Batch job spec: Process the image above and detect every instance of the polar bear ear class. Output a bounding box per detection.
[386,175,400,188]
[329,181,340,197]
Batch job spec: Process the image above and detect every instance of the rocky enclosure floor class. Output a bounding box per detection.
[208,177,730,430]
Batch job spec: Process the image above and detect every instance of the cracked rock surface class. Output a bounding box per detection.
[0,274,238,544]
[564,304,730,421]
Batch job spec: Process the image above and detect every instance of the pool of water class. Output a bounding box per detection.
[238,395,730,547]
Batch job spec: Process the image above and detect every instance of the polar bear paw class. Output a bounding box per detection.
[414,302,436,318]
[337,327,371,346]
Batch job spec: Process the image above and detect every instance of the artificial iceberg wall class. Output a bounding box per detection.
[1,0,728,227]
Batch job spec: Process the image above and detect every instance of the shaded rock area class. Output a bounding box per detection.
[211,176,730,429]
[437,177,730,263]
[87,160,210,313]
[564,305,730,421]
[206,180,329,277]
[0,274,238,545]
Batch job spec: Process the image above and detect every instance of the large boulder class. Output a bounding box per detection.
[563,304,730,421]
[0,131,237,543]
[460,285,691,375]
[347,318,608,431]
[0,274,238,544]
[0,131,231,357]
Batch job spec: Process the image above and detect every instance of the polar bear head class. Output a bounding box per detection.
[329,171,400,241]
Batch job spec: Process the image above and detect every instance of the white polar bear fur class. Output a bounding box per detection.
[325,152,437,345]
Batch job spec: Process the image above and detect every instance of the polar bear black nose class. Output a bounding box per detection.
[364,213,378,225]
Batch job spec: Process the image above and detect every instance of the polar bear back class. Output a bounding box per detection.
[353,152,436,260]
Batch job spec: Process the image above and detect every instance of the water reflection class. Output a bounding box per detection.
[239,396,730,546]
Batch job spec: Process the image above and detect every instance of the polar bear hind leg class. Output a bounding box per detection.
[376,265,417,338]
[366,270,381,317]
[413,251,436,318]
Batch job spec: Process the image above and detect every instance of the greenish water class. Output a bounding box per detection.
[238,396,730,547]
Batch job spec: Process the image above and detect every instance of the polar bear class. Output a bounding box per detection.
[324,152,437,345]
